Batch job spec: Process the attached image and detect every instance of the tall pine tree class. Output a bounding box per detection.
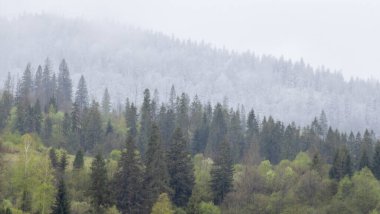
[89,153,109,212]
[210,139,234,205]
[143,123,171,214]
[114,135,144,214]
[167,128,195,207]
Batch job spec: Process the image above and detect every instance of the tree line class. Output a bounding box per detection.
[1,59,380,213]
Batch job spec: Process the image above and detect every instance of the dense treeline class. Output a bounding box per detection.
[1,60,380,213]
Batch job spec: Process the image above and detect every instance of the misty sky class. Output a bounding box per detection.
[1,0,379,80]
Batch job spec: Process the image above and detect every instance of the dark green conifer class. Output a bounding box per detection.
[167,128,195,207]
[210,139,234,205]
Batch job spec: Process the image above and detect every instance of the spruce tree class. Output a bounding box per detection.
[42,58,52,109]
[192,113,209,154]
[59,152,68,173]
[167,128,195,207]
[49,148,58,169]
[89,153,109,212]
[57,59,72,112]
[125,101,138,139]
[138,89,152,157]
[210,139,234,205]
[114,135,144,214]
[359,149,370,170]
[20,63,33,102]
[101,88,111,116]
[74,75,89,113]
[82,101,103,152]
[329,146,352,180]
[73,150,84,169]
[372,143,380,179]
[206,103,227,158]
[143,123,171,213]
[51,179,70,214]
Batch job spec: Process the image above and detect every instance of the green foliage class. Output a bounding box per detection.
[89,153,109,211]
[151,193,174,214]
[113,135,144,214]
[167,128,194,207]
[210,140,233,205]
[143,123,171,213]
[73,150,84,169]
[51,179,70,214]
[198,202,221,214]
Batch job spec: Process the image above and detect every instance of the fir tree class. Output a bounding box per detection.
[329,146,352,180]
[210,139,234,205]
[101,88,111,116]
[192,113,209,154]
[167,128,195,207]
[59,152,68,173]
[74,75,89,113]
[372,143,380,179]
[138,89,152,157]
[206,103,227,158]
[359,149,370,170]
[143,123,171,213]
[89,153,110,212]
[114,135,144,214]
[51,179,70,214]
[57,59,72,112]
[106,119,114,135]
[82,101,103,152]
[49,148,58,169]
[125,101,138,139]
[73,150,84,169]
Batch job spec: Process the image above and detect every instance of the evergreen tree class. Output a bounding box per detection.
[57,59,72,112]
[260,117,283,164]
[167,128,195,207]
[319,110,328,138]
[33,99,42,134]
[82,101,103,152]
[34,65,43,103]
[59,152,68,173]
[143,123,171,213]
[359,149,370,170]
[49,148,58,169]
[210,139,234,205]
[329,146,352,180]
[74,75,89,113]
[206,103,227,158]
[62,112,71,137]
[371,143,380,179]
[73,150,84,169]
[114,135,144,214]
[105,119,114,135]
[89,153,110,212]
[229,110,244,162]
[176,93,190,142]
[101,88,111,116]
[138,89,152,157]
[20,63,33,102]
[51,179,70,214]
[125,101,138,139]
[192,113,209,154]
[158,105,176,151]
[0,78,13,130]
[43,116,53,141]
[42,58,52,109]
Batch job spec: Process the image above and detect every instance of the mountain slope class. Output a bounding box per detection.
[0,14,379,133]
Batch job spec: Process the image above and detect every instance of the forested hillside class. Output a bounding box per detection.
[1,15,380,134]
[1,60,380,213]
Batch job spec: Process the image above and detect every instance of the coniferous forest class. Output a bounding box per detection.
[1,59,380,214]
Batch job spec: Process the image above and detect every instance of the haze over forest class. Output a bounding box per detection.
[1,14,380,134]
